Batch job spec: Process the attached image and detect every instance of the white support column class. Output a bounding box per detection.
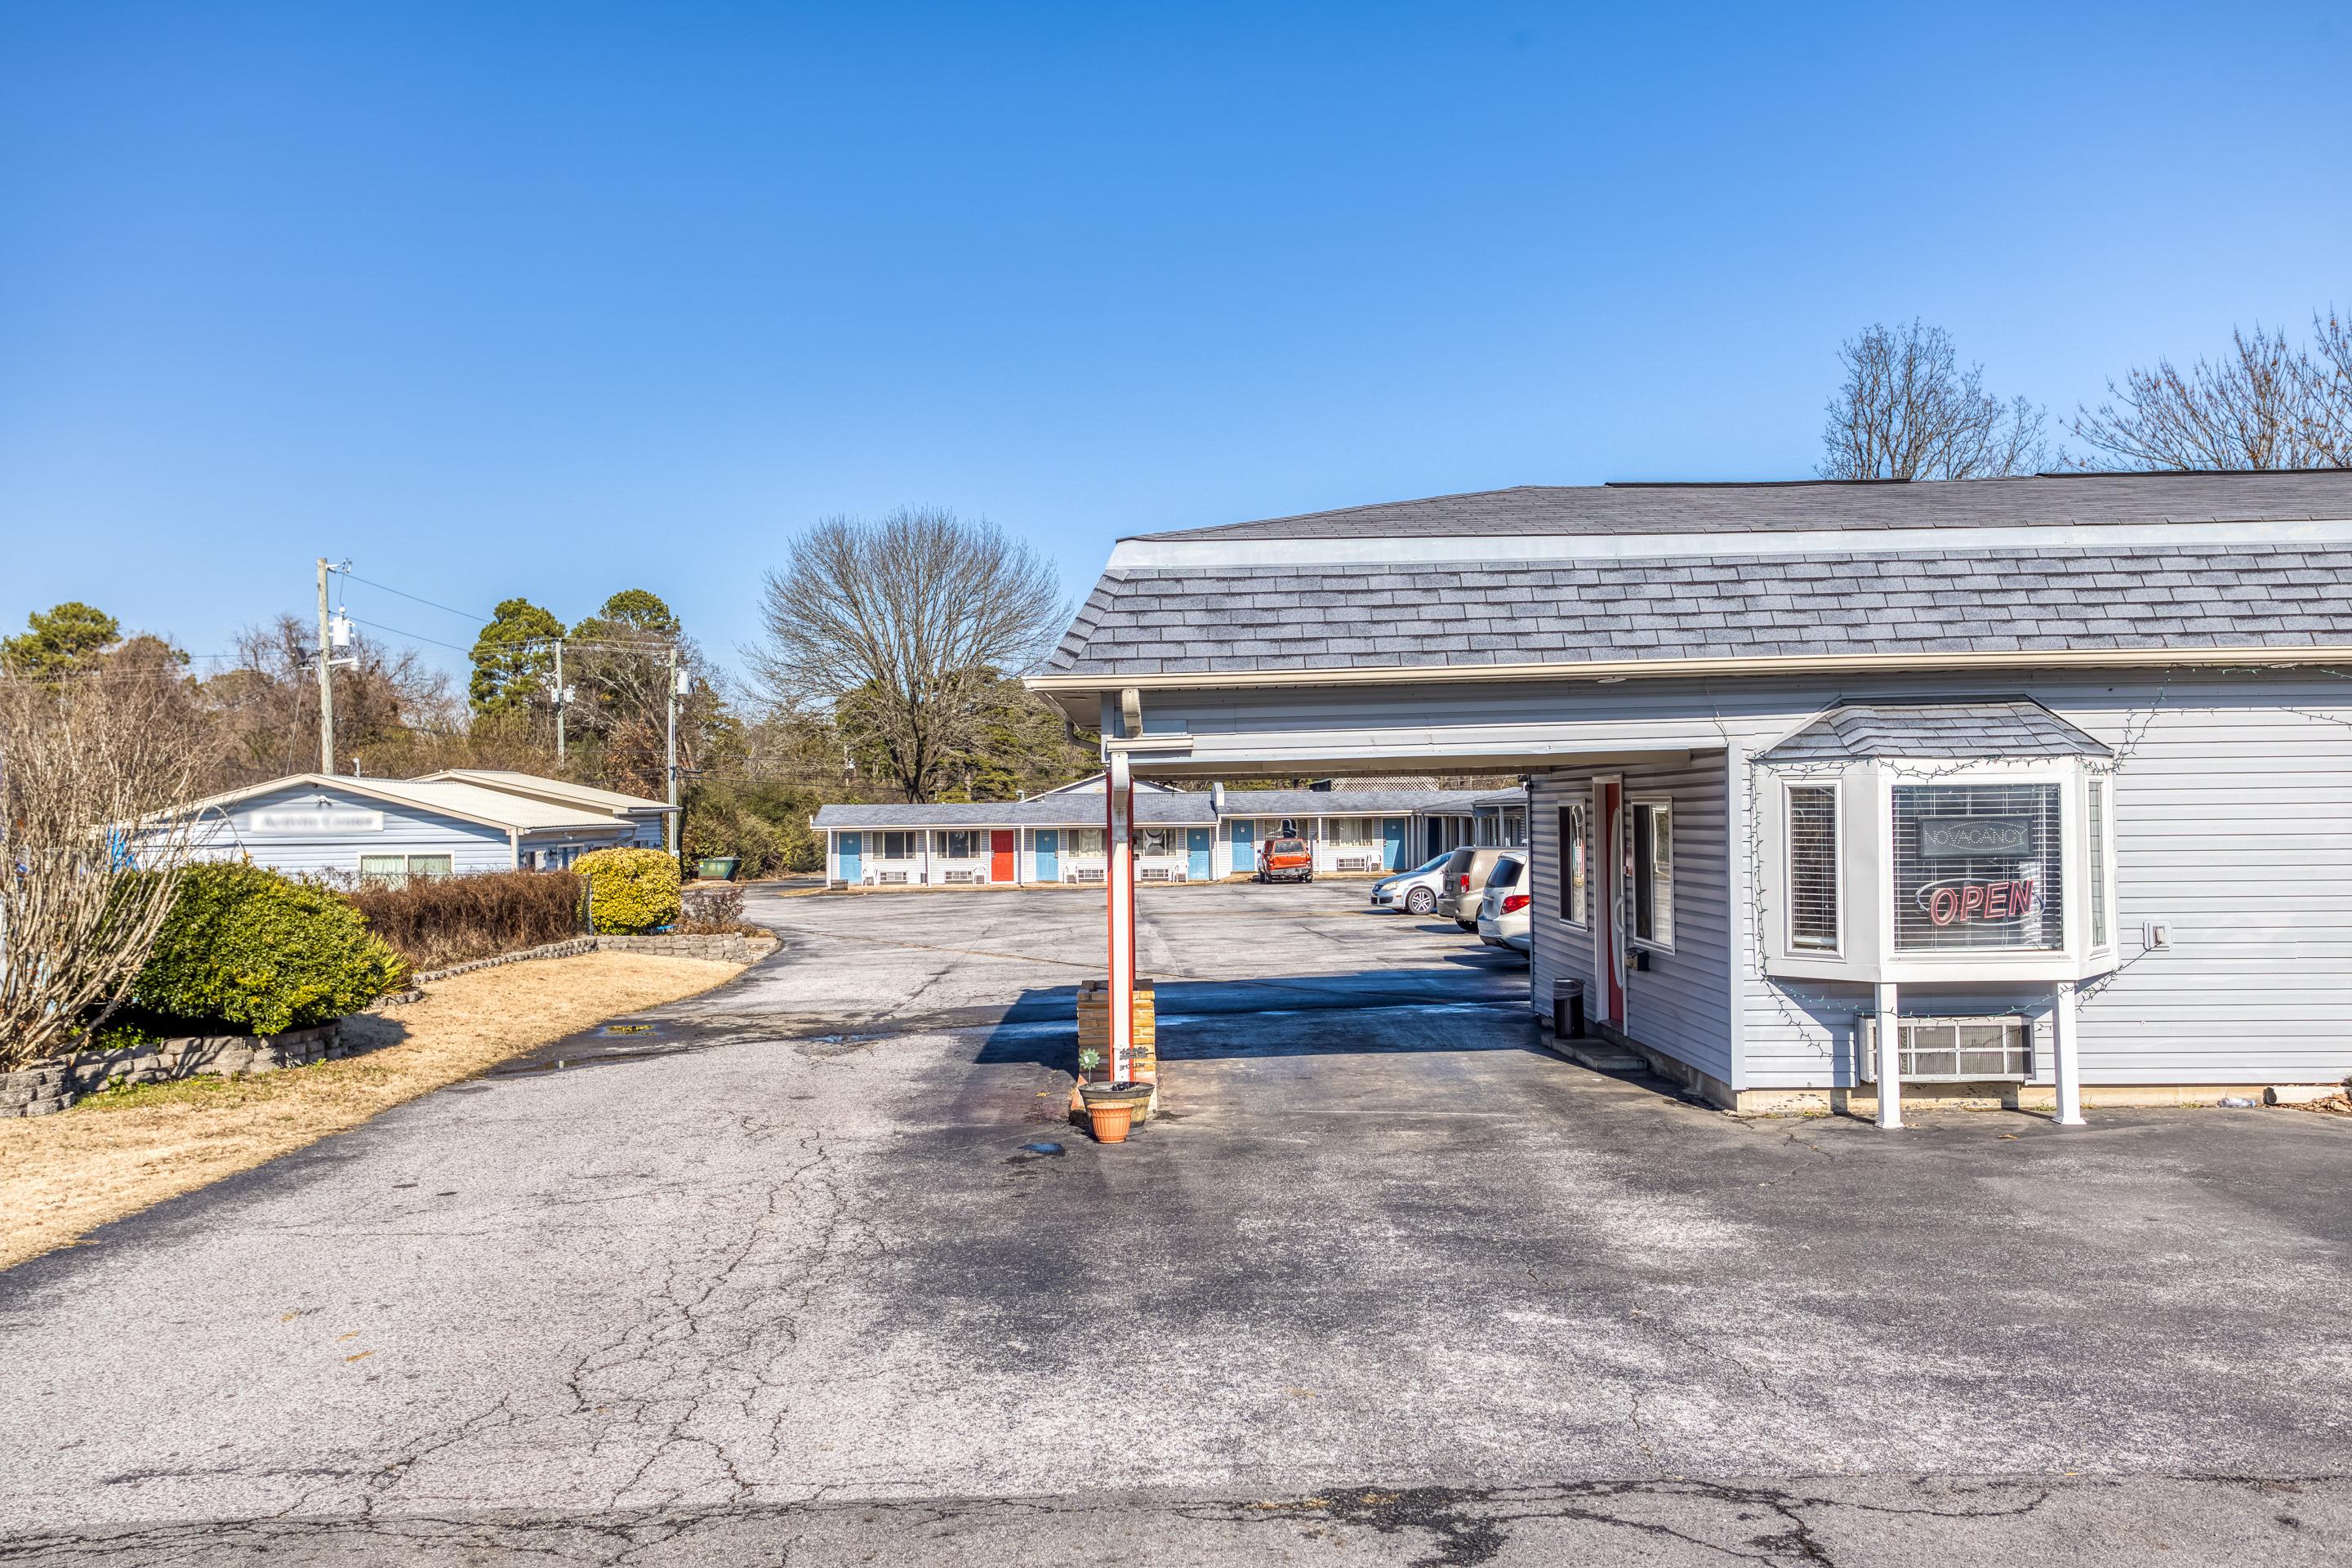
[1107,751,1137,1085]
[1874,982,1903,1130]
[2052,981,2086,1126]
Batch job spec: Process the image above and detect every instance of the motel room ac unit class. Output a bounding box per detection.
[1067,867,1106,885]
[1855,1015,2035,1083]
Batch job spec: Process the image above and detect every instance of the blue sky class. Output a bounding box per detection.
[3,2,2346,688]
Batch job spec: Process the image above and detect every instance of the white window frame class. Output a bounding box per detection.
[1784,778,1842,956]
[1628,795,1675,953]
[358,852,454,888]
[1558,800,1588,928]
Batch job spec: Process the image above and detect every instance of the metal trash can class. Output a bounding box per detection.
[1552,978,1585,1040]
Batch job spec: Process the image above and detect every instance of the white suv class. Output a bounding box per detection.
[1476,855,1530,957]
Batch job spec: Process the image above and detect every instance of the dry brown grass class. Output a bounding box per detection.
[0,951,743,1272]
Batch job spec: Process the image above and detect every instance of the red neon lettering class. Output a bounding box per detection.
[1930,887,1958,924]
[1959,884,1987,922]
[1984,882,2009,920]
[2011,879,2034,915]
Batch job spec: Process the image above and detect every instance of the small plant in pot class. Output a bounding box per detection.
[1075,1049,1152,1143]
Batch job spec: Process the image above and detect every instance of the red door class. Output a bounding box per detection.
[991,830,1016,884]
[1599,782,1624,1022]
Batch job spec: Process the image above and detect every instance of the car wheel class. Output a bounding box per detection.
[1405,886,1434,914]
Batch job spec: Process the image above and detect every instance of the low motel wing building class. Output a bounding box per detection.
[814,775,1494,886]
[173,769,673,880]
[1027,470,2352,1124]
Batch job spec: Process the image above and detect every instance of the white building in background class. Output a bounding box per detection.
[169,771,673,882]
[813,776,1496,887]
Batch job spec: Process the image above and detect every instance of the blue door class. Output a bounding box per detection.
[1035,829,1059,882]
[1383,817,1406,871]
[1230,818,1254,877]
[838,832,862,883]
[1187,827,1213,880]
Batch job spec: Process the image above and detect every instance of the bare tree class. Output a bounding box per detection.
[0,670,207,1070]
[751,508,1067,803]
[1820,320,2049,480]
[201,616,454,787]
[2070,311,2352,471]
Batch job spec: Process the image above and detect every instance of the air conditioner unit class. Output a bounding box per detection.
[1856,1015,2034,1083]
[1071,867,1106,884]
[942,870,978,884]
[1334,855,1376,873]
[875,871,909,886]
[1138,865,1177,883]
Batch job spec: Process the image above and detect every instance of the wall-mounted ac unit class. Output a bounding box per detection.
[875,871,909,886]
[1856,1015,2034,1083]
[1070,867,1106,884]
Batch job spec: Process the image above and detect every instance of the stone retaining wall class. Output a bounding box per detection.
[595,932,776,963]
[0,1022,345,1120]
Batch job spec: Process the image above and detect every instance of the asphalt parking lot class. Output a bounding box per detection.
[1,883,2347,1566]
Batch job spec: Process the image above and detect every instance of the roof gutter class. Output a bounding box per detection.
[1027,644,2352,697]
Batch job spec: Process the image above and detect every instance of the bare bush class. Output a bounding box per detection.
[1820,320,2049,480]
[336,870,586,970]
[0,670,207,1069]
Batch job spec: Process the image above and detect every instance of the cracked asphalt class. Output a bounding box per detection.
[2,882,2347,1565]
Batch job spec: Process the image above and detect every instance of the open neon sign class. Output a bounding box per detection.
[1915,876,2037,926]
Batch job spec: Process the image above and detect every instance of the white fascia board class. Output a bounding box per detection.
[1106,515,2352,570]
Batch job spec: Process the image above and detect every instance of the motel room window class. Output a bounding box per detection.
[1067,827,1106,857]
[1558,803,1588,925]
[1630,801,1673,948]
[1786,785,1840,951]
[880,831,915,860]
[1891,784,2064,951]
[1325,817,1371,846]
[2088,780,2109,948]
[938,830,975,859]
[1140,827,1177,857]
[359,853,454,889]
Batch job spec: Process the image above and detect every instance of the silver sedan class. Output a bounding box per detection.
[1369,854,1454,915]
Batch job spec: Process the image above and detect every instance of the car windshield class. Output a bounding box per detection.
[1408,854,1450,874]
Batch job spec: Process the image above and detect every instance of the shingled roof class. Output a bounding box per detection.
[1138,470,2352,541]
[1756,700,2114,764]
[1041,471,2352,681]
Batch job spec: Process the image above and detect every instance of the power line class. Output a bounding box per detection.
[345,615,477,655]
[338,572,491,625]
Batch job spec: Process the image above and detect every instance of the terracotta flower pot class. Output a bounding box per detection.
[1085,1100,1135,1143]
[1079,1080,1153,1143]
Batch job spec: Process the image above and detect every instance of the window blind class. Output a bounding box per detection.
[1788,786,1839,951]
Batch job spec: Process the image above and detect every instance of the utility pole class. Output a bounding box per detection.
[314,558,336,775]
[553,639,566,764]
[665,643,681,858]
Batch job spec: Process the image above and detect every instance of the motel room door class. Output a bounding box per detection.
[838,832,862,884]
[1229,818,1254,878]
[1034,830,1059,883]
[1187,827,1213,881]
[990,830,1017,883]
[1596,781,1625,1024]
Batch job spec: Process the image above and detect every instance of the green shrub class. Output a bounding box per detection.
[575,846,681,933]
[136,863,408,1035]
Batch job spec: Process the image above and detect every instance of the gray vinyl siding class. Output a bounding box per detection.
[1125,666,2352,1089]
[1530,754,1735,1088]
[1734,671,2352,1088]
[185,782,514,876]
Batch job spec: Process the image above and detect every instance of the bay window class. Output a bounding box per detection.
[1891,783,2063,952]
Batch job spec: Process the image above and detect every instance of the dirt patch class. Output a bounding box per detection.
[0,952,743,1272]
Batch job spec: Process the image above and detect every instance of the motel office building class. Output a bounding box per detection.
[1031,470,2352,1114]
[816,777,1500,886]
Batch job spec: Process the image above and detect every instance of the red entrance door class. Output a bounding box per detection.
[1599,782,1624,1022]
[991,830,1016,883]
